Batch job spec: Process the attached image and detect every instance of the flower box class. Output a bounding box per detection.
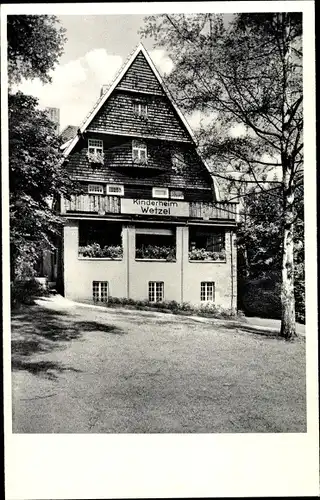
[86,151,104,165]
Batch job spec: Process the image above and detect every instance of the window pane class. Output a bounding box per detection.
[140,149,146,161]
[133,148,139,159]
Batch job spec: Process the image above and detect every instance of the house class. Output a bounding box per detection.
[56,44,238,309]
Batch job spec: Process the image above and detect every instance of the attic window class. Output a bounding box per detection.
[132,140,147,164]
[133,101,148,118]
[172,151,185,173]
[87,139,104,165]
[88,139,103,154]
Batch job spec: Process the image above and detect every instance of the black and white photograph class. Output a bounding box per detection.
[2,1,318,498]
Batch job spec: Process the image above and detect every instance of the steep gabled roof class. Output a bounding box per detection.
[63,43,197,158]
[62,43,221,201]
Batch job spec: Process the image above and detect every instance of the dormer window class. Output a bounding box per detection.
[133,101,148,118]
[132,140,147,164]
[87,139,104,165]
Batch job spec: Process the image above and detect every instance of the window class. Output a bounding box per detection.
[152,187,169,199]
[87,139,104,164]
[132,140,147,163]
[170,190,184,200]
[189,227,226,261]
[88,139,103,155]
[135,225,176,261]
[149,281,164,303]
[79,221,123,258]
[88,184,104,194]
[200,282,215,302]
[172,151,184,173]
[133,101,148,118]
[106,184,124,196]
[93,281,108,302]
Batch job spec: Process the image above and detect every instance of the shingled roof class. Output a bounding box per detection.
[60,125,78,144]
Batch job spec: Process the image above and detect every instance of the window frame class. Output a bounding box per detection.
[152,187,169,199]
[171,150,184,173]
[170,190,184,200]
[133,101,148,118]
[92,281,109,302]
[88,138,103,155]
[88,184,104,195]
[200,281,215,302]
[132,140,148,163]
[106,184,124,196]
[148,281,164,303]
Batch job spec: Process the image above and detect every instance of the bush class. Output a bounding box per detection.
[240,277,282,319]
[106,296,238,319]
[11,279,49,308]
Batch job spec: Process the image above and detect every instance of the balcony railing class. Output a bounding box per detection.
[61,195,237,221]
[189,201,237,220]
[62,194,121,214]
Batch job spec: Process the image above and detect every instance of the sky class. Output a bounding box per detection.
[16,15,184,132]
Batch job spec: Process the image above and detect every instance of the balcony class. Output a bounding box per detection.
[61,195,238,222]
[62,194,121,215]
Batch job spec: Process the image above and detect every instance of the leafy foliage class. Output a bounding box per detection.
[7,15,66,85]
[135,245,176,260]
[9,92,75,279]
[78,243,123,259]
[237,185,305,322]
[106,296,239,319]
[141,13,303,337]
[11,278,49,308]
[188,248,226,261]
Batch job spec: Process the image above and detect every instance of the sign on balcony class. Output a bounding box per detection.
[121,198,189,217]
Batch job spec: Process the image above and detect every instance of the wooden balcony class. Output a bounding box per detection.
[61,195,237,222]
[62,194,121,214]
[189,201,238,221]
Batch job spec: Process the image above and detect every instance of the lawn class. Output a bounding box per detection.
[11,299,306,433]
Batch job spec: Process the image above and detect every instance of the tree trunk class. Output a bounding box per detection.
[280,163,296,339]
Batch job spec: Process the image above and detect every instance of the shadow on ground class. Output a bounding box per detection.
[221,322,304,341]
[11,305,124,378]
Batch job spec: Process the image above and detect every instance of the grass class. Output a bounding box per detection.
[11,302,306,433]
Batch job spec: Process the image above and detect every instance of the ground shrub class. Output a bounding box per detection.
[239,274,305,324]
[11,279,49,308]
[106,296,239,319]
[240,278,282,319]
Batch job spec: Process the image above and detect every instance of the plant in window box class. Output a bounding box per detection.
[136,245,175,260]
[101,245,123,259]
[86,151,104,165]
[188,248,226,261]
[132,157,148,166]
[79,243,123,258]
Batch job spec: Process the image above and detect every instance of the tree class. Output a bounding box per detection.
[141,13,303,338]
[7,15,66,85]
[9,92,74,280]
[8,16,73,281]
[237,184,304,323]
